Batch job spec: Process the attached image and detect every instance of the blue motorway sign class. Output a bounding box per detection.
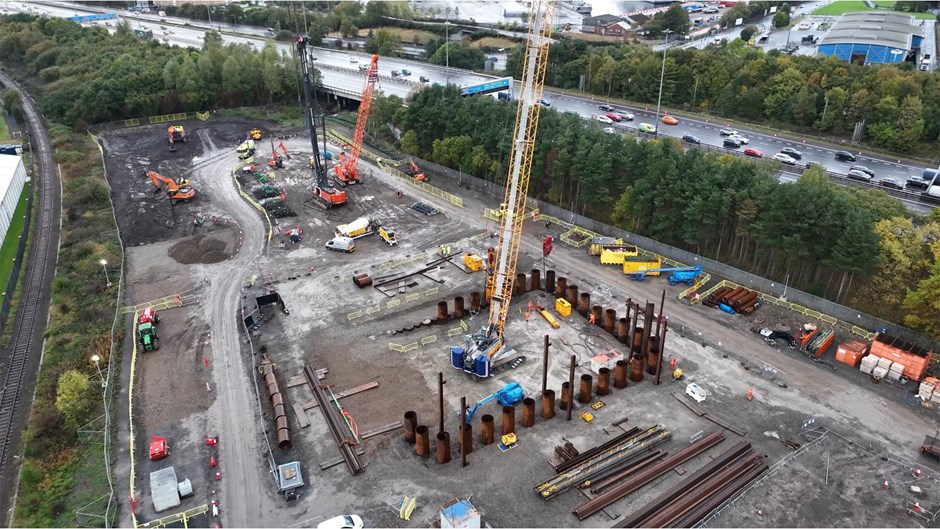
[461,77,511,96]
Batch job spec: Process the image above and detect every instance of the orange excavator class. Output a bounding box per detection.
[269,141,291,168]
[334,54,379,186]
[167,125,187,151]
[146,169,196,204]
[407,159,427,182]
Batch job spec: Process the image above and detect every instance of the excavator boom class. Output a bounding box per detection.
[146,169,196,203]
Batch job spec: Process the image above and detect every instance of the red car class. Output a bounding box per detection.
[743,148,763,158]
[605,112,622,122]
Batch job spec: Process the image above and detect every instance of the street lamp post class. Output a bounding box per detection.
[99,259,111,287]
[90,354,106,388]
[654,29,673,132]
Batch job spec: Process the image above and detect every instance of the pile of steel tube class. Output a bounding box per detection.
[304,364,364,475]
[260,355,291,450]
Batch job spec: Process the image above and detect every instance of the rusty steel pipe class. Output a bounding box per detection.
[604,309,616,334]
[591,305,603,326]
[516,273,527,296]
[502,405,516,436]
[566,284,579,305]
[436,432,451,464]
[542,390,556,419]
[545,270,556,294]
[578,293,591,316]
[403,411,417,444]
[437,301,449,321]
[629,354,644,382]
[617,318,630,344]
[460,397,467,467]
[567,355,576,421]
[632,326,643,355]
[655,321,667,385]
[531,269,541,292]
[470,291,481,312]
[646,336,660,376]
[522,398,536,427]
[260,356,291,450]
[614,360,628,389]
[415,425,430,458]
[589,451,666,494]
[579,374,593,403]
[560,382,571,411]
[454,296,465,317]
[542,335,550,394]
[480,414,495,445]
[555,276,567,299]
[597,367,611,396]
[639,301,654,362]
[460,422,474,456]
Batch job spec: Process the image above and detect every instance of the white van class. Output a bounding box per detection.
[686,383,707,403]
[326,236,355,253]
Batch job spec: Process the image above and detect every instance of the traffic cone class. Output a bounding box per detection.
[914,501,921,512]
[210,455,216,467]
[914,468,922,478]
[883,479,890,489]
[204,358,209,367]
[215,471,222,480]
[746,388,754,401]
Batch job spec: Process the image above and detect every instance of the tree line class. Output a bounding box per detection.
[0,16,302,127]
[504,38,940,155]
[377,85,939,339]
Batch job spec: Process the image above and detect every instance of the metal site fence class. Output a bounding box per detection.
[0,179,34,341]
[408,155,940,353]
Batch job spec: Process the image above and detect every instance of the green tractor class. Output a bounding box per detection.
[137,322,160,352]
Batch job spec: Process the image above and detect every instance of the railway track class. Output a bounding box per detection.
[0,71,62,517]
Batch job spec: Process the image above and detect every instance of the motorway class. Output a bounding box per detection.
[4,1,937,212]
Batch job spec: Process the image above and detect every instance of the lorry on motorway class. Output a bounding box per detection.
[158,10,166,21]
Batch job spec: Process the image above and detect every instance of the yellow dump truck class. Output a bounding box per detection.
[622,255,661,276]
[599,245,639,265]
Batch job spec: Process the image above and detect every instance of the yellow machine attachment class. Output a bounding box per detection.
[463,252,483,272]
[580,411,594,422]
[539,309,560,329]
[249,128,262,140]
[673,368,684,381]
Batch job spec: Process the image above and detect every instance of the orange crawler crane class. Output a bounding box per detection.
[334,54,379,186]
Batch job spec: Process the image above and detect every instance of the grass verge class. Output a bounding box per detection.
[471,36,518,49]
[14,125,120,528]
[813,1,935,19]
[357,26,438,44]
[0,180,31,291]
[0,114,9,141]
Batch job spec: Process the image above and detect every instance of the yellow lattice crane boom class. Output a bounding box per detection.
[450,0,555,378]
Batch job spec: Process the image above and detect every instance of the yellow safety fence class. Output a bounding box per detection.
[678,272,712,301]
[121,289,201,314]
[347,286,445,321]
[149,112,189,124]
[138,504,210,528]
[694,279,874,340]
[389,320,467,351]
[231,161,274,244]
[378,160,464,208]
[195,112,210,121]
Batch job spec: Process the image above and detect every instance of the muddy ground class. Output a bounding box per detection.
[105,118,940,528]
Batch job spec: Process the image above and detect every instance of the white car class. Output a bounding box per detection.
[596,115,614,124]
[349,57,358,63]
[317,515,364,529]
[798,22,812,30]
[728,134,749,144]
[617,111,635,121]
[771,153,796,165]
[719,128,738,136]
[603,127,616,134]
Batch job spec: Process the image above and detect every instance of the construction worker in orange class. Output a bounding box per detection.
[536,300,543,312]
[746,388,754,401]
[525,311,531,324]
[588,312,596,325]
[669,358,678,369]
[528,300,534,313]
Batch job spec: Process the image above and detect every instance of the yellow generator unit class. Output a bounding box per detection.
[379,226,398,246]
[623,256,662,276]
[463,252,484,272]
[555,298,572,317]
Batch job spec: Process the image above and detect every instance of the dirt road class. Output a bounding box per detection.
[191,151,272,527]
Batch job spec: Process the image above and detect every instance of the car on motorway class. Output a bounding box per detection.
[847,169,872,182]
[605,112,622,122]
[596,115,614,124]
[779,147,803,159]
[538,98,552,107]
[771,153,796,165]
[419,75,429,83]
[719,128,738,136]
[391,70,401,77]
[638,122,657,134]
[850,165,875,178]
[617,111,634,121]
[723,138,742,149]
[317,515,364,529]
[563,110,579,116]
[349,56,358,63]
[743,147,763,158]
[835,151,856,162]
[806,161,826,171]
[603,127,617,134]
[728,134,749,144]
[878,177,904,190]
[401,69,411,76]
[661,115,679,125]
[599,104,615,112]
[906,176,931,190]
[682,134,702,145]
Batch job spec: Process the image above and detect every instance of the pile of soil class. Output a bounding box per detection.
[168,235,229,264]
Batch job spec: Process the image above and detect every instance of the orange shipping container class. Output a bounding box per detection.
[869,334,932,382]
[835,340,869,367]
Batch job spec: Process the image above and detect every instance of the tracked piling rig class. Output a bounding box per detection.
[450,0,555,378]
[296,36,346,207]
[335,54,379,186]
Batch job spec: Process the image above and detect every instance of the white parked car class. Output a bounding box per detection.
[771,153,796,165]
[348,56,358,63]
[317,515,364,529]
[798,22,812,30]
[719,128,738,136]
[728,134,749,144]
[596,115,614,124]
[603,127,616,134]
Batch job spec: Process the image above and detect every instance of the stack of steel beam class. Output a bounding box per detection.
[614,441,767,528]
[535,425,671,501]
